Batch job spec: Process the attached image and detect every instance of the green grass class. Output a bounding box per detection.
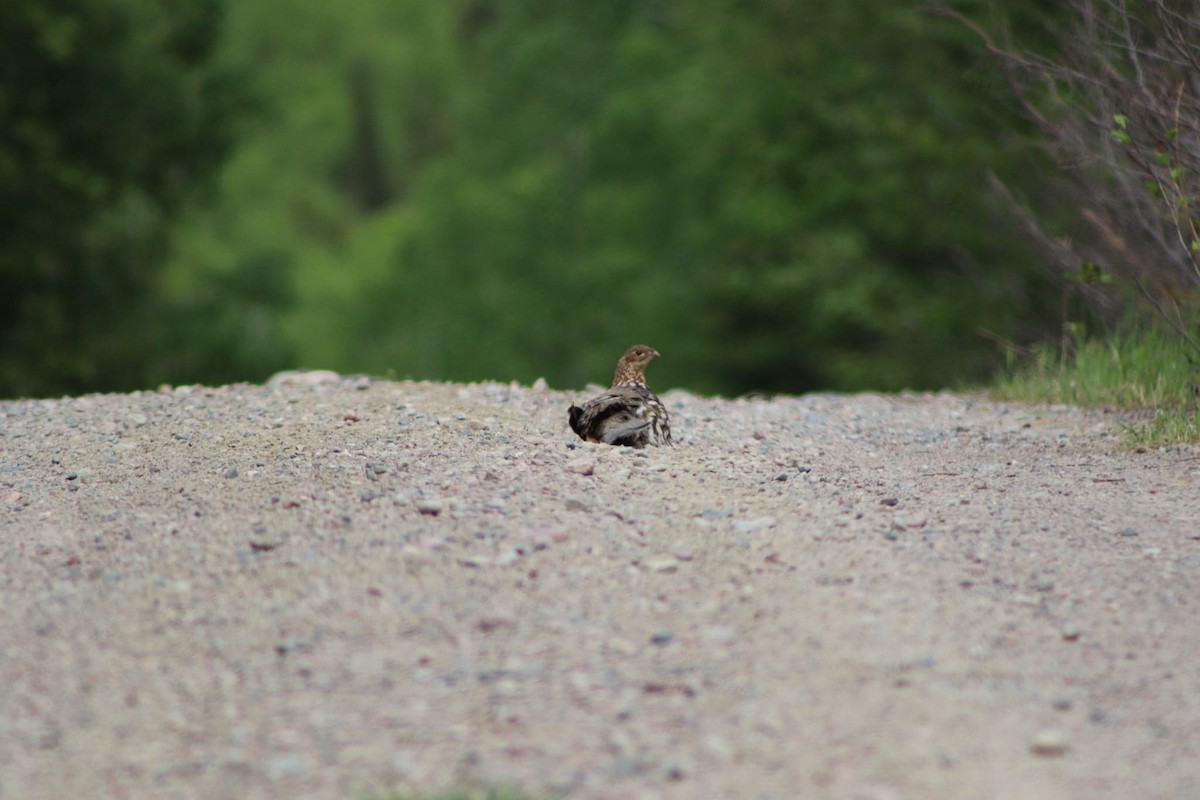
[992,324,1200,446]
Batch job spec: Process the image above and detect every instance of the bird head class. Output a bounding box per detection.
[612,344,660,387]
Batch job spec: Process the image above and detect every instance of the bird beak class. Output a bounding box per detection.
[651,349,660,358]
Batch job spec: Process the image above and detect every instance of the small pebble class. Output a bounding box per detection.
[1031,574,1055,592]
[476,612,517,633]
[1030,729,1069,756]
[267,369,340,387]
[702,733,733,760]
[415,498,444,516]
[731,517,776,533]
[565,457,596,476]
[266,754,308,778]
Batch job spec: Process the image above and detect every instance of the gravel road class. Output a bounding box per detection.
[1,374,1198,800]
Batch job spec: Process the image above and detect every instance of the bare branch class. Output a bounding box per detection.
[948,0,1200,356]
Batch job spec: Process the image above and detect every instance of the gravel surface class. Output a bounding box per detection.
[1,374,1199,800]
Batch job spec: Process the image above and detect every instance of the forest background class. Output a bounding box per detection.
[3,0,1197,402]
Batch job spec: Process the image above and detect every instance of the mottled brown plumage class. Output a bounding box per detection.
[568,345,672,448]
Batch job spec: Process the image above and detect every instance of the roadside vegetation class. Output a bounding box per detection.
[4,0,1052,397]
[2,0,1195,443]
[995,326,1199,445]
[957,0,1200,443]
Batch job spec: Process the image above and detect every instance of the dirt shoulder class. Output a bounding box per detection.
[1,376,1198,799]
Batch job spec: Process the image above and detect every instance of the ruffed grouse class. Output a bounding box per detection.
[568,345,673,448]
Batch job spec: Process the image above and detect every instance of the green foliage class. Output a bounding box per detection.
[5,0,1064,397]
[971,2,1200,431]
[995,323,1200,444]
[0,0,271,397]
[187,0,1049,394]
[163,0,463,387]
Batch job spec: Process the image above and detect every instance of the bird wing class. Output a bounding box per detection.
[569,387,655,446]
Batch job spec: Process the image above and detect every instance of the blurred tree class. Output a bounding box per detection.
[0,0,268,397]
[155,0,1061,395]
[164,0,462,383]
[324,0,1055,392]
